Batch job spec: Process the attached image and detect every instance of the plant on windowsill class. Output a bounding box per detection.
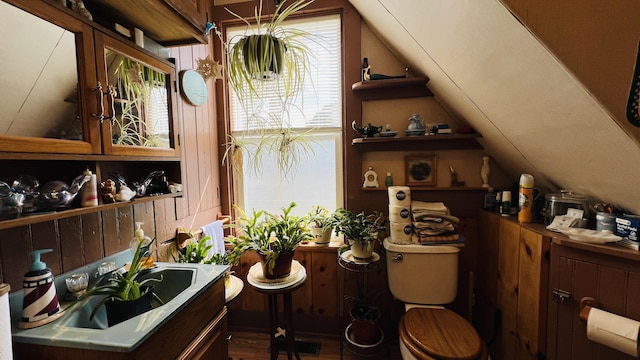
[307,205,333,246]
[228,202,312,279]
[328,209,387,260]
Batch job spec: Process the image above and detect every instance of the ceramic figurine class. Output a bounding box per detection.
[481,155,491,188]
[352,120,382,138]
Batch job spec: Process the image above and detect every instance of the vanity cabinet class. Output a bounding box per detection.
[547,238,640,360]
[496,217,550,360]
[13,274,228,359]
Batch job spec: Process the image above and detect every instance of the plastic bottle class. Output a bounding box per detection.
[385,172,393,187]
[81,167,98,207]
[130,222,154,268]
[20,249,62,326]
[518,174,535,223]
[501,191,511,216]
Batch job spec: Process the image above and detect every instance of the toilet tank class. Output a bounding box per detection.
[383,238,460,305]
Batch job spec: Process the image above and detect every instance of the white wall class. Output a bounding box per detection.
[350,0,640,214]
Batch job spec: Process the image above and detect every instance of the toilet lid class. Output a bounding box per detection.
[401,308,482,360]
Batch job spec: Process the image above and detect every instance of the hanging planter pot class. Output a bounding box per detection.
[258,250,295,279]
[104,286,154,327]
[241,34,286,79]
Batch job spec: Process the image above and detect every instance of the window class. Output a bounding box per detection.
[226,14,343,215]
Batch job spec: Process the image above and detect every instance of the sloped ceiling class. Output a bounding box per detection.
[349,0,640,214]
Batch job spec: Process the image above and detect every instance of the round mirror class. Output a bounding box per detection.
[180,70,207,106]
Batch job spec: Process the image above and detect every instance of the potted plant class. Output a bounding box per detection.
[307,205,333,246]
[173,233,251,288]
[223,0,315,99]
[328,209,387,260]
[76,237,163,326]
[230,201,312,279]
[345,290,383,345]
[218,0,320,178]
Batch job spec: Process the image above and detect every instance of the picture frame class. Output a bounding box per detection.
[406,155,437,186]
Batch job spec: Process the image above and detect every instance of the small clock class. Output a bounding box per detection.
[363,167,379,188]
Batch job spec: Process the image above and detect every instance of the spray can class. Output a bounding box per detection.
[518,174,534,223]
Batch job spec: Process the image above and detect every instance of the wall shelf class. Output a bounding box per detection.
[352,133,482,152]
[351,77,432,100]
[362,187,487,192]
[0,192,181,231]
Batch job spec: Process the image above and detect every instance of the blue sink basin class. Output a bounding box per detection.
[59,268,195,330]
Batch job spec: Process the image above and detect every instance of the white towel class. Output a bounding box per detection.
[201,220,225,258]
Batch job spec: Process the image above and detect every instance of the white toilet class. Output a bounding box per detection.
[384,238,488,360]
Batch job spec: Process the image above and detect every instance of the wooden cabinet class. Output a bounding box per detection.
[497,218,551,360]
[84,0,209,45]
[14,275,228,359]
[0,0,182,229]
[547,239,640,360]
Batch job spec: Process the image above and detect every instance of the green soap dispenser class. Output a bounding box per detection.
[19,249,63,329]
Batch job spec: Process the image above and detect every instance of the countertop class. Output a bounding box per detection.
[9,250,228,352]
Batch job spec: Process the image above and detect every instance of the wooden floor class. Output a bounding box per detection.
[228,331,403,360]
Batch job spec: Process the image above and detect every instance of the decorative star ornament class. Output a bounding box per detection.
[196,55,223,82]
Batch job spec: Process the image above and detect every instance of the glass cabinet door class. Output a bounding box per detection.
[95,32,180,157]
[0,0,100,154]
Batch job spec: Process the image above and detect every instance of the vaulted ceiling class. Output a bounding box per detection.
[349,0,640,214]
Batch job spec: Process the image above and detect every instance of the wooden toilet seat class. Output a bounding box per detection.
[399,308,488,360]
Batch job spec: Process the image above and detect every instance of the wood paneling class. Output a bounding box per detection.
[491,213,551,360]
[547,242,640,360]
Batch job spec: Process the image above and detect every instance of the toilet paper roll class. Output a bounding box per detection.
[0,284,12,360]
[587,307,640,357]
[389,205,412,223]
[389,222,413,244]
[388,186,411,206]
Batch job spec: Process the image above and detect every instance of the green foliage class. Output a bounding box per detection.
[328,209,387,248]
[229,202,312,275]
[307,205,332,229]
[109,54,167,148]
[172,236,213,264]
[224,0,315,99]
[219,0,319,178]
[76,237,163,320]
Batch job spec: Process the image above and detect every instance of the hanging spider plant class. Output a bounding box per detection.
[224,0,314,101]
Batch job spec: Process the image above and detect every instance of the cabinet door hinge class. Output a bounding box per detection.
[177,133,181,146]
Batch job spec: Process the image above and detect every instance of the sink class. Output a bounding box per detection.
[59,268,195,330]
[10,257,229,352]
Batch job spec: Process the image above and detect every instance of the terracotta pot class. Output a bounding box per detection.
[310,226,331,246]
[258,250,295,279]
[105,287,153,327]
[350,305,381,345]
[349,240,374,260]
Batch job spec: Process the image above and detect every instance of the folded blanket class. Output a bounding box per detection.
[414,233,463,245]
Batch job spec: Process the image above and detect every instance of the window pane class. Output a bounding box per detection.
[239,131,341,215]
[227,14,343,214]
